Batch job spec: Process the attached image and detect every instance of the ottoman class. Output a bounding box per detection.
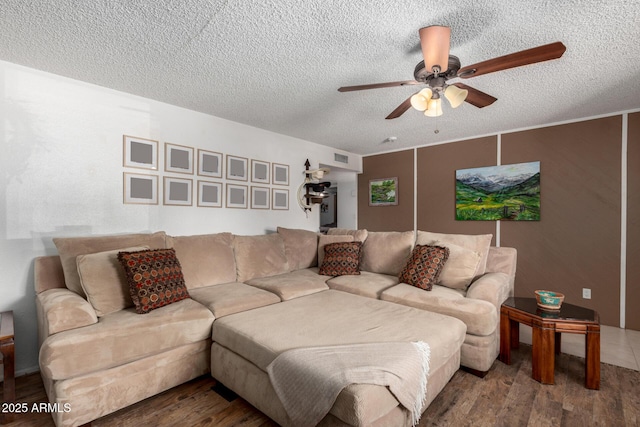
[211,290,466,426]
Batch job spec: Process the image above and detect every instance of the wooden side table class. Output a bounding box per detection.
[1,311,16,413]
[499,297,600,390]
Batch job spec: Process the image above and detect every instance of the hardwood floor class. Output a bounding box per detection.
[2,345,639,426]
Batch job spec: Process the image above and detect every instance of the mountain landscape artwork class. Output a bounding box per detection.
[456,161,540,221]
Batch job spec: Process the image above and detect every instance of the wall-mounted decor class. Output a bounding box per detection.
[226,184,248,208]
[165,143,194,174]
[272,163,290,186]
[251,186,271,209]
[123,135,158,170]
[226,155,248,181]
[251,159,270,184]
[197,149,223,178]
[456,161,540,221]
[272,188,289,210]
[369,177,398,206]
[297,159,331,213]
[163,177,193,206]
[123,172,158,204]
[197,180,222,208]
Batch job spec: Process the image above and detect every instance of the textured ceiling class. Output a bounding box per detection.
[1,0,639,155]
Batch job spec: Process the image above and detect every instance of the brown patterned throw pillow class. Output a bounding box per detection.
[318,241,362,276]
[398,245,449,291]
[117,248,190,314]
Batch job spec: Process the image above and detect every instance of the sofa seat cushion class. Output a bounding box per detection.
[40,298,214,380]
[244,268,330,301]
[380,283,497,336]
[189,282,281,318]
[326,271,399,299]
[212,290,466,373]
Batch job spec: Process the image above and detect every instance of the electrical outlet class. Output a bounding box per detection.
[582,288,591,299]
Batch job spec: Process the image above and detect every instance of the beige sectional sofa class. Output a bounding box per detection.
[34,227,516,426]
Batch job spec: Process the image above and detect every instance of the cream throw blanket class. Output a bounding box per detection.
[267,341,431,427]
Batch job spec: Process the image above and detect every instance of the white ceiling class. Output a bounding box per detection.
[1,0,639,155]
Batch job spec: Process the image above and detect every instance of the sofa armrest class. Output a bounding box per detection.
[36,288,98,345]
[466,272,512,312]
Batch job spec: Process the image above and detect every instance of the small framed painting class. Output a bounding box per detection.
[251,159,271,184]
[251,186,270,209]
[226,184,248,209]
[165,143,194,174]
[123,135,158,170]
[272,163,289,186]
[369,177,398,206]
[163,177,193,206]
[123,173,158,204]
[197,149,223,178]
[272,188,289,210]
[197,180,222,208]
[226,155,248,181]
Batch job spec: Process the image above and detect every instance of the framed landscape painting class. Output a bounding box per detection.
[455,161,540,221]
[369,177,398,206]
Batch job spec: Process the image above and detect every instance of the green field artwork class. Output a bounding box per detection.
[456,161,540,221]
[369,177,398,206]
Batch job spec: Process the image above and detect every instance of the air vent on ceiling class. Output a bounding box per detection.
[334,153,349,164]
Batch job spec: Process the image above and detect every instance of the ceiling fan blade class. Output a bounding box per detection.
[419,26,451,73]
[385,96,413,120]
[338,80,420,92]
[452,83,497,108]
[457,41,566,79]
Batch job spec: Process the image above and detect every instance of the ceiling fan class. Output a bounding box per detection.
[338,26,566,119]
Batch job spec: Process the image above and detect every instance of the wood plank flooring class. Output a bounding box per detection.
[2,344,639,426]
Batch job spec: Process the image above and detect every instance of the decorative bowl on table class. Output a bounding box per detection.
[534,290,565,310]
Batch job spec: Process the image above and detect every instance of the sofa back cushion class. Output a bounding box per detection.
[234,234,290,282]
[53,231,167,297]
[167,233,236,289]
[430,240,482,290]
[361,231,414,276]
[76,246,148,316]
[277,227,319,270]
[416,231,492,279]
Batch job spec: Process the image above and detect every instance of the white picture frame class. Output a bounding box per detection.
[123,172,158,204]
[163,177,193,206]
[226,155,248,181]
[251,186,271,209]
[123,135,158,170]
[272,163,289,186]
[272,188,289,210]
[197,149,223,178]
[226,184,248,209]
[251,159,271,184]
[165,143,194,175]
[197,180,223,208]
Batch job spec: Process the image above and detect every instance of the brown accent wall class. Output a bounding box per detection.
[416,136,497,242]
[627,112,640,330]
[501,117,622,326]
[357,150,414,231]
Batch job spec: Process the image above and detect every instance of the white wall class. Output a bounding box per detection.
[0,60,361,376]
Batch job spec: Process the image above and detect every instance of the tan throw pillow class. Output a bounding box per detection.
[326,228,368,242]
[117,248,190,314]
[432,240,481,290]
[318,242,362,276]
[53,231,167,297]
[77,246,149,317]
[398,245,449,291]
[416,231,492,278]
[318,234,354,266]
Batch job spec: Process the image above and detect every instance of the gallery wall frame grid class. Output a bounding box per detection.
[163,177,193,206]
[272,188,289,210]
[251,159,271,184]
[165,143,194,175]
[123,172,159,205]
[272,163,290,186]
[226,183,248,209]
[123,135,159,170]
[197,180,223,208]
[226,155,249,181]
[197,149,223,178]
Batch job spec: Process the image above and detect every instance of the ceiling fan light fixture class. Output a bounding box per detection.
[424,98,443,117]
[419,26,451,74]
[410,88,433,111]
[444,85,468,108]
